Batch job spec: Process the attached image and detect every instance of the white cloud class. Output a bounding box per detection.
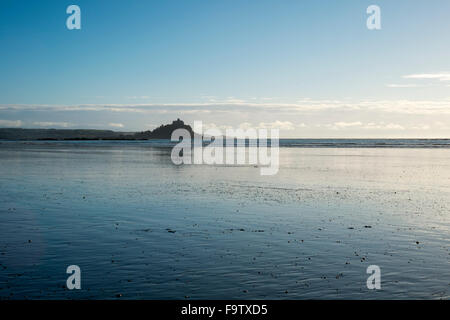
[363,123,405,130]
[126,96,150,100]
[1,98,450,116]
[332,121,363,129]
[387,84,422,88]
[258,120,295,130]
[403,72,450,81]
[325,122,406,131]
[434,121,450,130]
[239,122,253,130]
[108,123,124,128]
[225,97,247,104]
[198,121,295,134]
[388,72,450,89]
[410,124,430,130]
[0,119,22,127]
[33,121,72,128]
[202,123,233,131]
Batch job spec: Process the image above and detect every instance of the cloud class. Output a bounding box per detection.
[332,121,363,129]
[387,72,450,89]
[126,96,150,100]
[0,119,22,127]
[239,122,253,130]
[225,97,247,104]
[403,72,450,81]
[1,98,450,116]
[325,122,405,130]
[108,123,124,128]
[202,123,233,131]
[33,121,72,128]
[410,124,430,130]
[200,121,296,133]
[363,123,405,130]
[387,84,423,88]
[258,120,295,130]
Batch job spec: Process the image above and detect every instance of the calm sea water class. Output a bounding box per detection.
[0,140,449,299]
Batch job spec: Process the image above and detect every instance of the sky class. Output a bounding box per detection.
[0,0,449,138]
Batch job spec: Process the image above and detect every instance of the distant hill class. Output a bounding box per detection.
[0,119,194,140]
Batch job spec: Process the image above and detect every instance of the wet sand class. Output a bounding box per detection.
[0,142,449,299]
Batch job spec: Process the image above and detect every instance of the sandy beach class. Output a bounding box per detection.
[0,141,449,299]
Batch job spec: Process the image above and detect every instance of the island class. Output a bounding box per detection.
[0,119,194,141]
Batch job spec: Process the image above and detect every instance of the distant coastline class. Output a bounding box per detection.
[0,119,194,141]
[1,119,450,148]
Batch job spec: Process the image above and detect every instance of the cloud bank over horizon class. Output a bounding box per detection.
[1,96,449,138]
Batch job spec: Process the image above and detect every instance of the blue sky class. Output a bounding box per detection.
[0,0,449,137]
